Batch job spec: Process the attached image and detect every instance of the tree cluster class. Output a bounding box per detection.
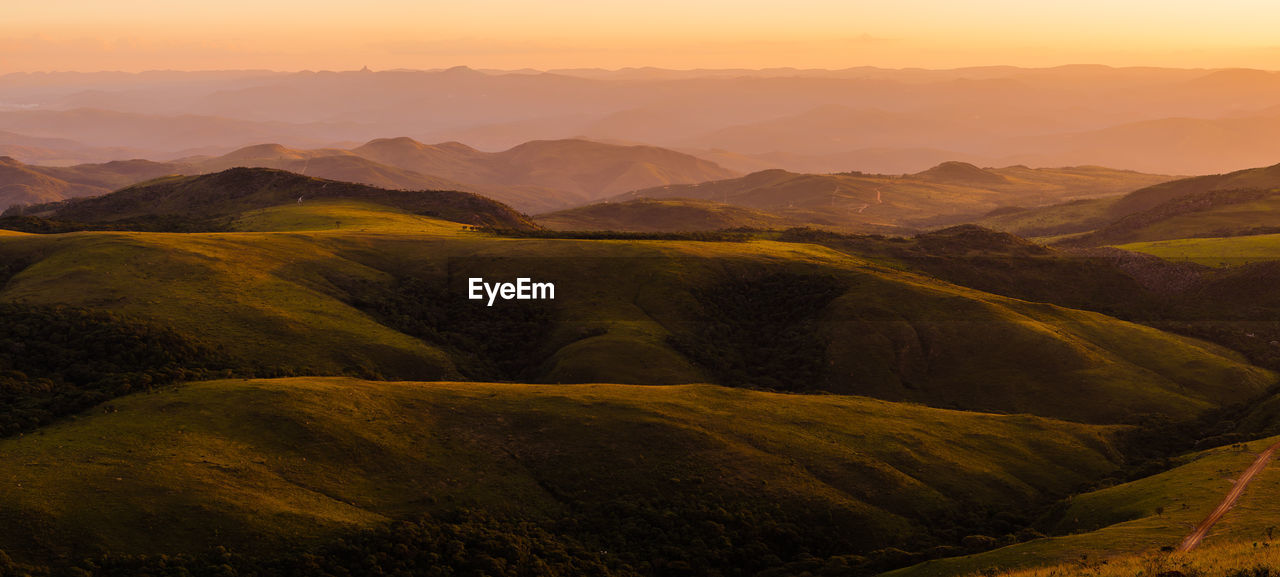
[668,270,848,392]
[0,303,234,436]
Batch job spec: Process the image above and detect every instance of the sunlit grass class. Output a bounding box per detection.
[0,377,1125,562]
[1119,233,1280,267]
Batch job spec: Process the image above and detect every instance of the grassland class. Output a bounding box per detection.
[959,540,1280,577]
[977,163,1280,244]
[27,167,538,231]
[1120,233,1280,267]
[0,377,1126,565]
[229,199,474,233]
[535,198,796,232]
[1104,193,1280,244]
[975,197,1117,239]
[4,182,1280,574]
[0,199,1270,424]
[888,436,1280,576]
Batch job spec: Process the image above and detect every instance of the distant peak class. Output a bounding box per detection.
[362,136,426,149]
[914,161,1009,184]
[439,65,483,77]
[433,141,479,153]
[225,143,294,157]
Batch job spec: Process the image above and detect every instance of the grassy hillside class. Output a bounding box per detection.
[0,228,460,379]
[0,218,1269,424]
[979,162,1280,242]
[0,377,1126,570]
[1119,233,1280,267]
[952,540,1280,577]
[535,198,796,232]
[25,167,537,231]
[1108,162,1280,218]
[229,199,478,233]
[974,197,1118,239]
[888,436,1280,577]
[1064,187,1280,246]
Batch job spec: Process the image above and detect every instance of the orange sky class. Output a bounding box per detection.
[5,0,1280,72]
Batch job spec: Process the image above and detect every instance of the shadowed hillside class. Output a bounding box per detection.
[354,137,739,211]
[183,143,475,192]
[0,137,740,215]
[535,198,796,232]
[0,222,1269,425]
[0,377,1127,573]
[12,167,537,231]
[980,162,1280,241]
[613,164,1171,233]
[914,161,1010,185]
[0,156,180,213]
[886,435,1280,577]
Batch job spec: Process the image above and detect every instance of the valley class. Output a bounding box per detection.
[5,58,1280,577]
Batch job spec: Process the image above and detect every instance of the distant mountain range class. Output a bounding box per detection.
[4,66,1280,174]
[594,162,1173,233]
[2,144,1177,234]
[0,138,738,214]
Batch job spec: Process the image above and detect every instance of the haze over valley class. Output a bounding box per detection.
[7,65,1280,176]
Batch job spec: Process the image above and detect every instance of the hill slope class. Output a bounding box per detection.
[0,222,1268,424]
[1065,187,1280,245]
[979,162,1280,241]
[534,197,796,231]
[887,435,1280,576]
[0,377,1126,568]
[354,137,740,211]
[18,167,536,230]
[613,164,1172,233]
[0,137,739,214]
[184,143,476,192]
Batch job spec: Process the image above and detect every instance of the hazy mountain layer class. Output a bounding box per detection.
[4,66,1280,174]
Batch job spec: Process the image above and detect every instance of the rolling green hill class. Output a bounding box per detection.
[887,435,1280,577]
[0,376,1126,570]
[0,210,1269,424]
[535,197,797,232]
[20,167,537,231]
[951,540,1280,577]
[979,162,1280,242]
[1068,187,1280,245]
[1,187,1277,574]
[1119,232,1280,267]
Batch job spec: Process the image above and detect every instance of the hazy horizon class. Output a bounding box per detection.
[9,0,1280,73]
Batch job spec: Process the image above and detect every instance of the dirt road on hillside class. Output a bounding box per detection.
[1177,439,1280,552]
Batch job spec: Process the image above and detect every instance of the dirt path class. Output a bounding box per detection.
[1177,439,1280,552]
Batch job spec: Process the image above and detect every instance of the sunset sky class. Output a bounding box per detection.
[5,0,1280,72]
